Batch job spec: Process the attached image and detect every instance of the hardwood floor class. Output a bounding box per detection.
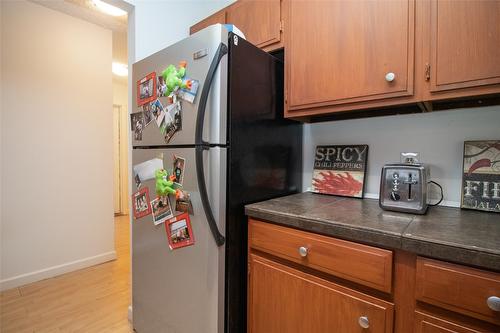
[0,215,133,333]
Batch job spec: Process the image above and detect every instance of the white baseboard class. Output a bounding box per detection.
[0,251,117,291]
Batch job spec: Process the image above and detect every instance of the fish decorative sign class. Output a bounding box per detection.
[311,145,368,198]
[461,140,500,213]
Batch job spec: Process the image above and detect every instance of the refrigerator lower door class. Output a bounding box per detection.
[132,147,226,333]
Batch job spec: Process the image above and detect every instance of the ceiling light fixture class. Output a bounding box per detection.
[92,0,127,17]
[112,62,128,77]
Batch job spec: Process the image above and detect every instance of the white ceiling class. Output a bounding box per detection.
[32,0,127,32]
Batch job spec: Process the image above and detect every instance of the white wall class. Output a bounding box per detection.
[0,1,115,290]
[303,106,500,206]
[129,0,235,62]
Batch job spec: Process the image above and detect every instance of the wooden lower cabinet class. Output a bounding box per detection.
[414,311,493,333]
[248,254,394,333]
[247,219,500,332]
[415,257,500,326]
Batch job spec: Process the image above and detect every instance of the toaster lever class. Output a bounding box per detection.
[403,174,418,185]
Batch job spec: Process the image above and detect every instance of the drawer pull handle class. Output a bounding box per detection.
[385,72,395,82]
[487,296,500,311]
[358,316,369,329]
[298,246,308,257]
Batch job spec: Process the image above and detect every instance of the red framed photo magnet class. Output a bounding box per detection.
[165,212,195,250]
[132,187,152,219]
[137,72,157,106]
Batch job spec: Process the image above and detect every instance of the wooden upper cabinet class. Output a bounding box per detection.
[226,0,282,49]
[248,254,394,333]
[424,0,500,99]
[285,0,415,116]
[190,9,226,35]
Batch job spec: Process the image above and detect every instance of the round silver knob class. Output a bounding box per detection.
[358,316,369,329]
[487,296,500,311]
[385,72,395,82]
[298,246,308,257]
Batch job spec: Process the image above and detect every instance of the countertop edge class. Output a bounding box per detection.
[401,237,500,271]
[245,206,403,250]
[245,205,500,272]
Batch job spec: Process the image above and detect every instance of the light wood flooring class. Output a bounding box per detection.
[0,215,133,333]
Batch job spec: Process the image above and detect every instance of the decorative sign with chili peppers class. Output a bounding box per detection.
[461,140,500,213]
[311,145,368,198]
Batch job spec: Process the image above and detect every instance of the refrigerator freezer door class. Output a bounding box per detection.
[132,147,226,333]
[132,25,228,147]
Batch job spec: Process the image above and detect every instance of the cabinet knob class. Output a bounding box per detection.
[358,316,370,329]
[487,296,500,311]
[298,246,308,257]
[385,72,395,82]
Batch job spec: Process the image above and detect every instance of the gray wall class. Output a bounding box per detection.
[303,105,500,206]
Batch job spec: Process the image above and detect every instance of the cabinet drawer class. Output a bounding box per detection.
[248,219,393,293]
[249,254,394,333]
[416,257,500,325]
[414,311,496,333]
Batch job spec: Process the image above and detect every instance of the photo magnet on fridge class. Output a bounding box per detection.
[134,174,142,189]
[151,99,165,127]
[311,145,368,198]
[132,187,152,219]
[142,104,153,127]
[178,78,199,103]
[130,112,145,141]
[137,72,157,106]
[157,75,167,97]
[133,158,164,182]
[461,140,500,213]
[165,212,195,250]
[164,102,182,144]
[172,155,186,186]
[151,196,174,226]
[158,118,167,135]
[175,190,194,215]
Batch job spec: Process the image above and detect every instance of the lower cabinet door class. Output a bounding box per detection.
[248,254,394,333]
[414,311,496,333]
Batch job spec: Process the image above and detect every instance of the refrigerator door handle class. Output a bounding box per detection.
[195,43,228,247]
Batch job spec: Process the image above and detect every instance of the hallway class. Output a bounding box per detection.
[0,216,132,333]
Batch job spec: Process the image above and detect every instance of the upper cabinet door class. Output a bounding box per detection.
[226,0,281,48]
[426,0,500,96]
[190,10,226,35]
[286,0,415,113]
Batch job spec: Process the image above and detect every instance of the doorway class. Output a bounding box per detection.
[113,104,124,215]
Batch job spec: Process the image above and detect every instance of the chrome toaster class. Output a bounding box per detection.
[379,163,430,214]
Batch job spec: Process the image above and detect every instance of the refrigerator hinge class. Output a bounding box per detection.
[424,63,431,81]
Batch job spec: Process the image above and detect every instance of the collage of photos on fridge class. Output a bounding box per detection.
[131,64,199,144]
[131,154,193,250]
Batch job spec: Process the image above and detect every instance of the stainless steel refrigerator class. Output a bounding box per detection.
[131,25,302,333]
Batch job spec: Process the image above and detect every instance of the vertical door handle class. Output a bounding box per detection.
[195,43,228,247]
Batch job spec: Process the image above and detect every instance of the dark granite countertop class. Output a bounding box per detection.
[245,192,500,272]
